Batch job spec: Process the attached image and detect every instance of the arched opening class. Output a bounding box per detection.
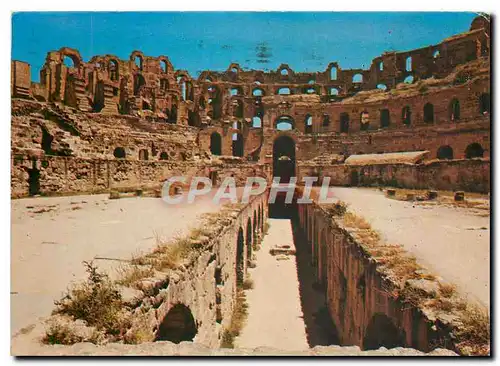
[160,79,169,92]
[380,109,390,128]
[465,143,484,159]
[340,112,349,133]
[133,74,145,96]
[330,88,339,96]
[360,111,369,131]
[479,93,490,115]
[159,152,169,160]
[433,50,440,58]
[253,88,264,97]
[377,83,387,91]
[139,149,149,161]
[277,87,291,95]
[352,74,363,83]
[246,218,252,267]
[169,104,178,124]
[437,145,454,160]
[406,56,412,71]
[330,66,338,80]
[232,133,244,157]
[379,61,384,71]
[134,55,143,71]
[155,304,197,343]
[305,115,313,134]
[402,106,411,125]
[108,60,119,81]
[236,228,245,285]
[233,100,244,118]
[252,116,262,128]
[27,161,41,196]
[275,116,294,131]
[160,60,167,73]
[210,132,222,155]
[449,98,460,121]
[63,56,75,68]
[179,79,187,101]
[113,147,126,159]
[403,75,414,84]
[363,313,405,350]
[273,135,296,183]
[424,103,434,123]
[280,68,289,76]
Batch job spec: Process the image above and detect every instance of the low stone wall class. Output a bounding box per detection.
[11,155,271,198]
[296,199,488,354]
[298,158,490,193]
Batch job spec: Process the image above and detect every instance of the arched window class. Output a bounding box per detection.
[277,87,291,95]
[465,143,484,159]
[159,151,169,160]
[133,74,145,96]
[230,87,240,96]
[360,111,369,131]
[305,87,316,94]
[275,116,294,131]
[155,304,197,343]
[113,147,126,159]
[252,116,262,128]
[449,98,460,121]
[406,56,412,71]
[305,115,313,134]
[330,66,338,80]
[377,84,387,91]
[252,88,264,97]
[232,133,244,157]
[433,50,440,59]
[379,61,384,71]
[134,55,143,71]
[179,79,187,101]
[233,99,244,118]
[108,60,118,81]
[424,103,434,123]
[280,68,289,76]
[139,149,149,161]
[380,109,390,128]
[210,132,222,155]
[401,106,411,125]
[160,60,167,73]
[437,145,454,160]
[340,112,349,133]
[479,93,490,115]
[330,88,339,96]
[353,74,363,83]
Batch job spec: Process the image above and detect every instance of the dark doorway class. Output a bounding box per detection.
[350,170,359,186]
[155,304,197,343]
[246,219,252,267]
[437,145,454,160]
[465,143,484,158]
[210,132,222,155]
[232,133,244,157]
[27,163,41,196]
[273,135,296,183]
[236,228,245,286]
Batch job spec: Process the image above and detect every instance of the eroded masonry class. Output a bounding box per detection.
[11,16,490,356]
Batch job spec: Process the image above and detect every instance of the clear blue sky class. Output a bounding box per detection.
[12,12,477,82]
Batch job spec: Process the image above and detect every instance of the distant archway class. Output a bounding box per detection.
[113,147,126,159]
[232,133,244,157]
[437,145,454,160]
[236,228,245,285]
[246,218,252,267]
[273,135,296,183]
[363,313,405,350]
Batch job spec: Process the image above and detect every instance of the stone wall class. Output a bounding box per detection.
[298,158,490,193]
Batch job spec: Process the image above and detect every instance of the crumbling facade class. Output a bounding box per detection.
[11,16,490,197]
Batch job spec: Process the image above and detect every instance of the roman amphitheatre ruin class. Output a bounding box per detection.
[11,15,490,356]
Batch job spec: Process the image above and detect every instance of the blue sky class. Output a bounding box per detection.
[12,12,477,82]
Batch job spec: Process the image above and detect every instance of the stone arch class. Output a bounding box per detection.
[277,87,291,95]
[27,160,41,196]
[252,116,262,128]
[305,114,313,134]
[273,135,296,183]
[210,132,222,156]
[449,98,460,121]
[246,218,252,267]
[363,313,405,350]
[155,304,197,343]
[232,99,244,118]
[424,103,434,123]
[380,109,390,128]
[340,112,349,133]
[236,227,245,285]
[437,145,454,160]
[59,48,82,69]
[133,74,146,96]
[108,59,119,81]
[252,88,265,97]
[465,143,484,159]
[159,151,169,160]
[130,51,144,71]
[352,73,363,83]
[275,115,294,131]
[113,147,126,159]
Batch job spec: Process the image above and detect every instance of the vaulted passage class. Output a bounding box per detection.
[155,304,197,343]
[363,313,405,350]
[272,135,295,183]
